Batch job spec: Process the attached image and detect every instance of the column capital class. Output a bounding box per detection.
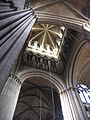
[60,87,77,94]
[9,74,22,85]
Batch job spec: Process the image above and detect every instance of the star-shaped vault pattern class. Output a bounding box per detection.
[26,24,65,59]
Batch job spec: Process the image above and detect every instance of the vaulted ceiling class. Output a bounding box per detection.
[26,23,65,59]
[13,77,63,120]
[22,0,90,87]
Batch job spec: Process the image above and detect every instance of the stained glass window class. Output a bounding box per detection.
[78,84,90,104]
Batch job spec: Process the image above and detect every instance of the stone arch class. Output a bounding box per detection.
[13,68,66,120]
[36,13,85,32]
[17,68,66,93]
[66,37,90,88]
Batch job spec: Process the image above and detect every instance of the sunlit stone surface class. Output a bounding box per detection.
[26,24,66,59]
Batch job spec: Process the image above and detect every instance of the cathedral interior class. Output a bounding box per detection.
[0,0,90,120]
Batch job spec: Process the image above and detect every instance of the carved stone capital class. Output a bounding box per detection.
[9,74,22,85]
[60,87,77,94]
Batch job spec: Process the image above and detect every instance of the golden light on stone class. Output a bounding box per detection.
[26,24,65,59]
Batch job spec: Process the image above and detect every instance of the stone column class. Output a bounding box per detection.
[59,87,88,120]
[0,7,36,93]
[0,74,22,120]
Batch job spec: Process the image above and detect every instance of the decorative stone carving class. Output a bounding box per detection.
[9,74,22,85]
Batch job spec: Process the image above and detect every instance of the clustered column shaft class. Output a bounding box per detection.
[59,87,88,120]
[0,74,22,120]
[0,7,36,93]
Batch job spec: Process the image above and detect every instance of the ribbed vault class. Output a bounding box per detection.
[26,23,65,59]
[13,76,63,120]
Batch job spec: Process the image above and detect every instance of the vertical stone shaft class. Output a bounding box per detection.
[0,8,36,93]
[60,87,88,120]
[0,74,22,120]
